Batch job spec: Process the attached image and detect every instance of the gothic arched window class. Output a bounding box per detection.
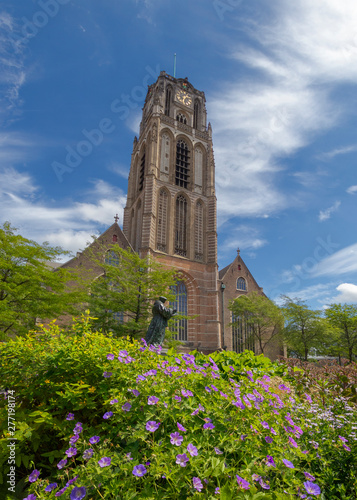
[165,86,172,116]
[105,250,119,267]
[232,313,255,353]
[176,140,190,189]
[237,277,247,291]
[176,113,187,124]
[195,201,203,261]
[175,195,187,257]
[193,99,200,129]
[170,281,188,341]
[135,199,142,252]
[157,189,168,252]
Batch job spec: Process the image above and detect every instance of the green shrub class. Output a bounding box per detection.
[0,315,356,499]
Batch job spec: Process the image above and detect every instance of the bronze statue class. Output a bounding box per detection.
[145,296,177,346]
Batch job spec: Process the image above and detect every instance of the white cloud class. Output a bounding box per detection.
[0,12,26,119]
[211,0,357,219]
[313,243,357,277]
[273,283,333,306]
[0,168,127,256]
[347,185,357,194]
[317,145,357,161]
[330,283,357,304]
[318,201,341,221]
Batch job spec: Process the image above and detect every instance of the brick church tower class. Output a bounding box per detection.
[123,71,220,352]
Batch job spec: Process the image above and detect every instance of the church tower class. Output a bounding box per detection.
[123,71,220,352]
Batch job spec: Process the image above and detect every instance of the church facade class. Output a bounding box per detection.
[62,71,279,358]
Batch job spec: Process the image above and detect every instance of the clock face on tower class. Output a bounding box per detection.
[176,90,192,106]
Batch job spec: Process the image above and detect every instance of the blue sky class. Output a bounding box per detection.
[1,0,357,310]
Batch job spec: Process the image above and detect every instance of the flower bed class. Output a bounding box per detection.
[1,318,356,499]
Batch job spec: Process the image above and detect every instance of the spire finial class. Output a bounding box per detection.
[114,214,119,223]
[237,247,240,256]
[173,53,177,78]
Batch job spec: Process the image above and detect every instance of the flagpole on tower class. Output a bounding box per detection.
[173,53,177,78]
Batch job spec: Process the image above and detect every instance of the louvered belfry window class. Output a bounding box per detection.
[165,86,172,116]
[195,201,203,261]
[139,151,145,191]
[175,195,187,257]
[157,190,168,252]
[175,140,190,189]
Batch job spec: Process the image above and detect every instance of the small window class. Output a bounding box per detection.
[176,113,187,124]
[112,235,118,243]
[237,277,246,291]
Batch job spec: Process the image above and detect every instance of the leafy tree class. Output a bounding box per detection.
[229,291,284,354]
[281,297,326,361]
[0,222,87,339]
[325,304,357,362]
[88,246,182,341]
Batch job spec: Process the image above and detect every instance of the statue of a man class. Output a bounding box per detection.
[145,296,177,346]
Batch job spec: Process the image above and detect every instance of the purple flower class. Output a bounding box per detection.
[66,476,78,487]
[289,437,298,448]
[205,386,211,393]
[69,435,79,445]
[122,402,132,412]
[214,447,223,454]
[271,427,277,435]
[132,390,140,397]
[203,423,215,430]
[103,411,113,419]
[261,421,270,429]
[192,477,203,491]
[170,432,183,446]
[236,475,250,490]
[265,436,273,444]
[146,420,160,432]
[343,444,351,451]
[82,449,93,460]
[259,478,270,490]
[28,469,40,483]
[110,399,118,404]
[70,487,87,500]
[211,385,218,391]
[181,389,193,397]
[252,474,261,481]
[176,453,189,467]
[66,413,74,421]
[215,487,220,494]
[174,395,182,402]
[177,422,187,432]
[132,464,147,477]
[57,458,67,469]
[45,483,58,492]
[73,423,83,435]
[119,350,128,357]
[187,443,198,456]
[282,459,294,468]
[266,455,276,467]
[24,495,37,500]
[55,486,68,497]
[89,436,100,444]
[65,447,77,457]
[339,435,348,443]
[98,457,111,468]
[103,372,112,378]
[148,396,159,405]
[136,375,146,382]
[106,353,115,360]
[304,481,321,496]
[303,472,315,481]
